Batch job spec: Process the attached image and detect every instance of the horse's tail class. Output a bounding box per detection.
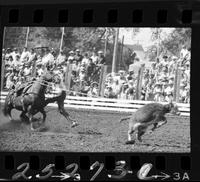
[3,95,12,116]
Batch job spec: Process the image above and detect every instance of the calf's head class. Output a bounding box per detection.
[164,102,181,116]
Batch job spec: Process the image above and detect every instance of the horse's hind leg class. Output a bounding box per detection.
[39,108,46,128]
[27,106,35,131]
[58,101,78,128]
[20,111,29,122]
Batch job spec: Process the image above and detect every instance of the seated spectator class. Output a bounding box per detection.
[104,86,117,98]
[79,67,86,81]
[118,70,126,86]
[126,71,134,81]
[87,82,98,97]
[126,80,135,100]
[5,48,12,60]
[179,83,187,103]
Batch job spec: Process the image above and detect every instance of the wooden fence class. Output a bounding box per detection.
[0,91,190,117]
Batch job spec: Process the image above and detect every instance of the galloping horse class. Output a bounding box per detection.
[3,72,53,130]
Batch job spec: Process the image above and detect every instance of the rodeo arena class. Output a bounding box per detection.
[0,27,190,152]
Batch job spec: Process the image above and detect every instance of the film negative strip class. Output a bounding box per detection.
[0,0,199,181]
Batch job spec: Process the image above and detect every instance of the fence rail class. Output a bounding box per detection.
[0,91,190,117]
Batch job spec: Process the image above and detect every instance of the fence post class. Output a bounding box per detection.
[1,58,5,91]
[174,67,181,102]
[136,64,145,100]
[64,63,72,95]
[98,65,107,97]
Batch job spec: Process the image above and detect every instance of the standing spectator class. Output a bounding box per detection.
[91,51,98,64]
[67,51,75,63]
[86,58,96,81]
[20,47,30,63]
[5,68,14,89]
[72,60,78,76]
[74,49,83,65]
[97,50,106,65]
[13,55,21,68]
[81,53,90,65]
[128,57,141,77]
[161,55,169,67]
[27,48,37,65]
[56,50,66,66]
[153,82,163,102]
[42,48,54,65]
[180,45,188,60]
[165,81,174,102]
[169,56,177,74]
[118,70,126,86]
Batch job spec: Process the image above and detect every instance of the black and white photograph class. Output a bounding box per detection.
[0,27,190,152]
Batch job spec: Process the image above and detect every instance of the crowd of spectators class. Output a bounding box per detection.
[2,47,106,95]
[103,45,190,103]
[2,44,190,103]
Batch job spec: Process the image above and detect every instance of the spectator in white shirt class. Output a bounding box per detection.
[81,53,90,65]
[91,52,98,64]
[42,48,54,65]
[20,47,30,63]
[27,48,37,65]
[67,51,75,64]
[56,50,66,65]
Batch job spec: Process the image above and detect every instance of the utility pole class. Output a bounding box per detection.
[25,27,29,47]
[104,28,108,57]
[112,28,119,73]
[1,27,6,91]
[119,35,124,70]
[60,27,65,52]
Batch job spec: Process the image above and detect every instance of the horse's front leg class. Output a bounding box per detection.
[39,108,46,127]
[58,101,78,128]
[27,106,35,131]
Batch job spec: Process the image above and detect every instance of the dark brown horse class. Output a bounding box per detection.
[3,72,53,130]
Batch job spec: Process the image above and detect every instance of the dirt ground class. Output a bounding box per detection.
[0,103,190,152]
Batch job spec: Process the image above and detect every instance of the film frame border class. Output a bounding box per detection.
[0,0,199,181]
